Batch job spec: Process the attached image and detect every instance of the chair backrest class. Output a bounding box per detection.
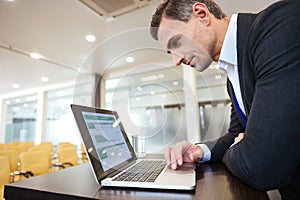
[28,146,53,165]
[19,150,50,176]
[9,141,21,146]
[0,155,10,200]
[38,142,53,152]
[28,146,50,153]
[57,146,79,167]
[7,143,27,155]
[20,142,34,151]
[0,143,8,150]
[57,142,74,150]
[0,149,19,172]
[80,143,88,163]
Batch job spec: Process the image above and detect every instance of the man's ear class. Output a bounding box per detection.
[192,3,210,25]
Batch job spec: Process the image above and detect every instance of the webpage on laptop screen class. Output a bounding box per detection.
[82,111,132,171]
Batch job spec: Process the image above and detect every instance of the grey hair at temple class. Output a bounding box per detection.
[150,0,227,40]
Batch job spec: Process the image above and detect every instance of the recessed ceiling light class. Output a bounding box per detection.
[30,53,42,59]
[126,56,134,63]
[41,76,49,82]
[12,83,20,89]
[85,34,96,42]
[105,17,115,23]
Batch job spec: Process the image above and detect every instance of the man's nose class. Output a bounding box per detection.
[171,53,183,66]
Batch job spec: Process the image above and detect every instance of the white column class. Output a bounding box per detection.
[35,91,47,144]
[0,99,7,143]
[183,66,201,142]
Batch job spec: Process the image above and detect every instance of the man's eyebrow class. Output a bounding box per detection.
[167,34,181,50]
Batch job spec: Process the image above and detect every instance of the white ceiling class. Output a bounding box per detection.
[0,0,278,97]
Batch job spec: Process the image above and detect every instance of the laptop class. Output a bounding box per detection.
[71,104,195,190]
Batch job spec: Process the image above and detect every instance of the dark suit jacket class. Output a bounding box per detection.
[204,0,300,199]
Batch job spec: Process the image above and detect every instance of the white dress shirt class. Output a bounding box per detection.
[219,14,245,115]
[198,14,246,162]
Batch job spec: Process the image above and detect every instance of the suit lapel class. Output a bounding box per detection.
[227,80,247,128]
[236,14,258,117]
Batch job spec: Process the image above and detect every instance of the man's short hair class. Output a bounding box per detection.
[150,0,227,40]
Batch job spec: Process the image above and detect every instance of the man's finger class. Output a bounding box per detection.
[177,143,185,166]
[170,147,178,169]
[164,147,172,165]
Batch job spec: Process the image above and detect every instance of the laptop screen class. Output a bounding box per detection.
[81,111,132,171]
[71,104,137,181]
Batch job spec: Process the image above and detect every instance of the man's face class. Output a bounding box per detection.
[157,17,213,72]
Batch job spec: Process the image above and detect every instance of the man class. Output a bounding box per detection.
[149,0,300,199]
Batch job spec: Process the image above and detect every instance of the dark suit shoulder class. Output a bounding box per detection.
[238,0,300,79]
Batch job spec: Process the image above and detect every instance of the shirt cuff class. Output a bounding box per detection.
[196,144,211,162]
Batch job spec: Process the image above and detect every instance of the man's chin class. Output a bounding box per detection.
[194,62,212,72]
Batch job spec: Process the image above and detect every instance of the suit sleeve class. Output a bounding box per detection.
[204,83,245,162]
[222,0,300,191]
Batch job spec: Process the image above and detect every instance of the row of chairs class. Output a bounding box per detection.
[0,141,88,200]
[0,155,10,200]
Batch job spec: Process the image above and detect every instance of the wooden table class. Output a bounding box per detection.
[4,156,269,200]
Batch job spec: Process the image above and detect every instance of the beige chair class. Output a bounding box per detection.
[57,146,79,168]
[8,143,27,155]
[19,150,51,178]
[28,145,52,155]
[0,149,21,182]
[28,145,53,164]
[57,142,74,150]
[8,141,21,146]
[80,143,88,163]
[0,149,19,172]
[0,155,11,200]
[0,144,8,150]
[38,142,53,153]
[20,142,34,151]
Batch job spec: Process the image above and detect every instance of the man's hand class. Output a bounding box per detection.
[234,132,244,144]
[230,132,245,148]
[164,141,204,170]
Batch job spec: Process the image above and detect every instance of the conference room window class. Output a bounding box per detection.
[4,94,38,143]
[196,64,231,142]
[103,66,187,154]
[45,81,93,145]
[45,85,92,146]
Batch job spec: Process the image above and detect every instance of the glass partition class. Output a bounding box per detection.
[45,87,78,145]
[45,85,92,146]
[4,94,38,143]
[104,66,187,154]
[196,64,231,142]
[104,63,232,152]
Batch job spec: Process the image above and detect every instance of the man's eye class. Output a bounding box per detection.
[168,35,181,50]
[171,38,181,48]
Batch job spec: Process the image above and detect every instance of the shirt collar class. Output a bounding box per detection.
[218,14,238,69]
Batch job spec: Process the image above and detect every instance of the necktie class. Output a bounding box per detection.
[232,90,247,128]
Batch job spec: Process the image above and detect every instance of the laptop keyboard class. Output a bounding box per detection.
[113,160,165,182]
